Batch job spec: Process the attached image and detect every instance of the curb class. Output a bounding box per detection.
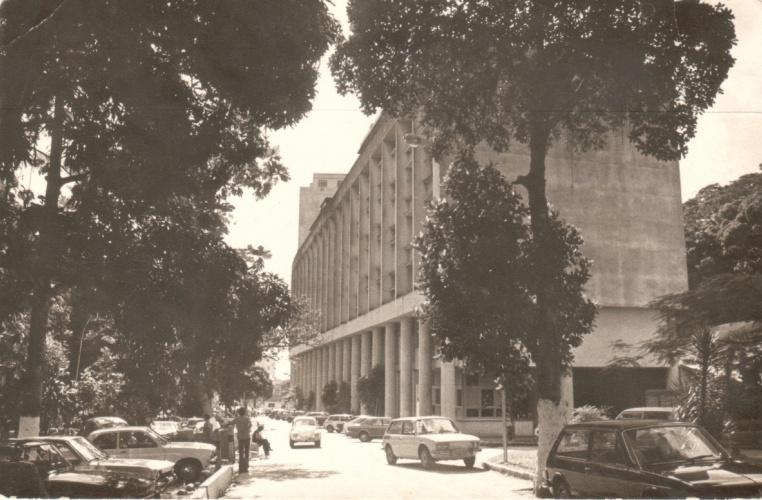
[189,465,235,499]
[481,460,535,482]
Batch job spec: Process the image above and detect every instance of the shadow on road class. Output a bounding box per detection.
[392,462,490,475]
[232,464,339,484]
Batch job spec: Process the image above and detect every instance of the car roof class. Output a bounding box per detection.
[89,426,155,434]
[619,407,675,412]
[390,416,450,422]
[327,414,353,418]
[293,416,317,422]
[562,420,694,430]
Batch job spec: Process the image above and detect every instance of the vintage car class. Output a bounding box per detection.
[14,435,176,492]
[345,416,391,442]
[543,420,762,498]
[306,411,330,426]
[150,420,181,438]
[0,441,155,498]
[82,416,129,436]
[323,414,355,433]
[289,416,322,448]
[381,416,481,469]
[615,406,677,420]
[88,425,216,482]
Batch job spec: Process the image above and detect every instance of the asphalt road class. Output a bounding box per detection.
[222,417,534,499]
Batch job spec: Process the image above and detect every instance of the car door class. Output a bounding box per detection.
[585,430,641,498]
[371,418,391,438]
[91,431,119,457]
[118,430,164,461]
[551,429,591,496]
[399,421,418,458]
[384,421,404,456]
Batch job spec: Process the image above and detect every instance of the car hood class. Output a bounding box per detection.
[419,433,480,443]
[49,468,151,487]
[97,457,175,473]
[165,441,216,452]
[651,460,762,488]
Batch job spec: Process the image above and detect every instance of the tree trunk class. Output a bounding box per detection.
[518,116,574,492]
[18,98,64,438]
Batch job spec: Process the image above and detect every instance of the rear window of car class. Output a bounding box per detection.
[555,429,590,460]
[92,432,117,449]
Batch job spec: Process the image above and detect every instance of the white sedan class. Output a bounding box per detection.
[289,417,321,448]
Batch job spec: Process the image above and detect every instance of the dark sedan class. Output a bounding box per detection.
[543,420,762,498]
[0,441,155,498]
[14,435,176,492]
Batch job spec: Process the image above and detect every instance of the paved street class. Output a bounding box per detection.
[223,417,534,499]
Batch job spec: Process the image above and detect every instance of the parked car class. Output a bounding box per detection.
[346,416,391,442]
[289,417,322,448]
[174,417,205,441]
[150,420,181,438]
[0,441,156,498]
[542,420,762,498]
[616,406,676,420]
[341,415,370,434]
[88,425,216,482]
[82,416,128,436]
[323,414,355,433]
[382,416,481,469]
[13,435,176,492]
[306,411,330,426]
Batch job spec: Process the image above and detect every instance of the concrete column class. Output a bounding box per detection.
[440,360,457,421]
[327,342,336,384]
[384,323,398,417]
[351,335,361,412]
[417,320,432,416]
[316,347,324,411]
[372,326,384,367]
[334,341,342,383]
[361,331,372,377]
[399,317,414,417]
[342,338,351,384]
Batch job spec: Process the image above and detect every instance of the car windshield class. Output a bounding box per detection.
[152,422,177,432]
[145,427,170,444]
[416,418,459,434]
[624,425,724,466]
[294,419,316,427]
[68,437,108,461]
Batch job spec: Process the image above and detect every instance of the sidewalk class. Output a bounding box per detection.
[480,446,537,482]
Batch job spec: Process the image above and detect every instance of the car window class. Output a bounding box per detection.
[387,421,403,435]
[618,411,642,419]
[92,432,117,450]
[643,411,671,420]
[556,429,590,460]
[590,431,625,465]
[51,443,81,465]
[625,426,722,466]
[121,431,158,449]
[402,421,415,435]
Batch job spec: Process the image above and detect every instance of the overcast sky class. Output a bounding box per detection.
[226,0,762,289]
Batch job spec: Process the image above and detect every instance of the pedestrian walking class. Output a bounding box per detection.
[226,407,252,473]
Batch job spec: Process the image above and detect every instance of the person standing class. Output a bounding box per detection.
[227,407,252,473]
[201,414,215,444]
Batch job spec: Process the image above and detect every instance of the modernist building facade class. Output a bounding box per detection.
[290,114,688,437]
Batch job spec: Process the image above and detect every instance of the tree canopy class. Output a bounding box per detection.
[414,154,596,385]
[0,0,339,435]
[332,0,736,485]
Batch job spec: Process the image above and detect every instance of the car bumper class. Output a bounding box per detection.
[431,449,477,459]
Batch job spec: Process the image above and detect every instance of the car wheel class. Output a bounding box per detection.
[326,425,334,433]
[175,459,201,483]
[419,446,435,469]
[314,440,321,448]
[289,440,295,448]
[553,479,572,499]
[385,445,398,465]
[359,431,371,443]
[463,456,476,468]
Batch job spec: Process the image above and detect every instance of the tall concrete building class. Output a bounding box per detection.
[290,113,687,438]
[298,173,346,247]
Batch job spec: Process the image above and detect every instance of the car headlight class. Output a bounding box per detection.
[435,443,450,451]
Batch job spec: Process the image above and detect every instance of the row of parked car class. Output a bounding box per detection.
[0,416,219,498]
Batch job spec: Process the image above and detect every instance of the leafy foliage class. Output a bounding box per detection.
[0,0,339,428]
[414,154,596,383]
[356,365,385,416]
[570,405,611,423]
[321,381,340,414]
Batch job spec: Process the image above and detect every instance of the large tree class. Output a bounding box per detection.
[414,154,595,406]
[331,0,736,483]
[0,0,339,436]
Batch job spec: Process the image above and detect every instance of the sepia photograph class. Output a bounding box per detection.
[1,0,761,498]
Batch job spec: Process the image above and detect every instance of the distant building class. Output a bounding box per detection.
[298,174,345,247]
[290,113,687,438]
